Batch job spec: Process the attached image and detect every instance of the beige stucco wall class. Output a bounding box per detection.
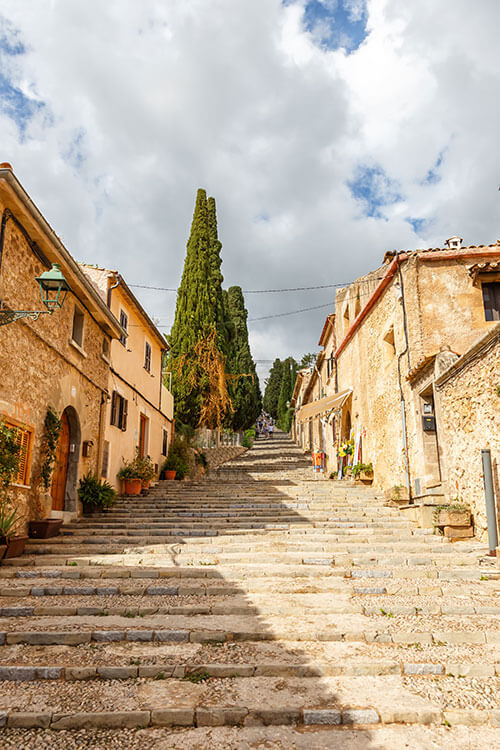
[435,327,500,539]
[103,284,174,489]
[0,191,111,526]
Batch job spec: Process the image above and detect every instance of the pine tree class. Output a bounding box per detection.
[263,359,283,419]
[225,286,261,430]
[167,189,229,427]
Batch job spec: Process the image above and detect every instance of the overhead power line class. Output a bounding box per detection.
[129,278,382,294]
[248,302,333,322]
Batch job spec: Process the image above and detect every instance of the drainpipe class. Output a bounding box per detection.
[107,273,121,308]
[96,390,109,481]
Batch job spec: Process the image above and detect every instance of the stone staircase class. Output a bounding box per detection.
[0,432,499,748]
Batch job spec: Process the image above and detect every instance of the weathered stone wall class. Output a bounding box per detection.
[0,198,109,526]
[435,326,500,539]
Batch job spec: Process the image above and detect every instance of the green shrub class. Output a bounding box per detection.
[242,427,255,448]
[162,436,190,480]
[351,462,373,478]
[78,472,116,509]
[0,420,21,491]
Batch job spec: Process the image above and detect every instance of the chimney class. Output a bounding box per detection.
[444,236,463,250]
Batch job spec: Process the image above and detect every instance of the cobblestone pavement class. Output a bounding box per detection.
[0,432,498,748]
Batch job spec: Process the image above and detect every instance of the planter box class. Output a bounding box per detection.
[28,519,63,539]
[0,536,28,559]
[123,478,142,495]
[435,509,471,527]
[444,525,474,539]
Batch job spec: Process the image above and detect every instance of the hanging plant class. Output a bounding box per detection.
[40,407,61,490]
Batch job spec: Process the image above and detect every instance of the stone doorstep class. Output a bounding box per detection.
[1,706,500,729]
[0,660,497,682]
[1,629,498,646]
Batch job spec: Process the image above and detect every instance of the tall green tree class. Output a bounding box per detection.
[167,189,229,427]
[277,357,298,432]
[225,286,261,430]
[263,359,283,419]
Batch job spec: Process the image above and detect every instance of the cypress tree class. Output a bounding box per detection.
[277,357,298,431]
[263,359,283,419]
[225,286,261,431]
[167,189,229,427]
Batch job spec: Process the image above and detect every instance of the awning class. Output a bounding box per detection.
[296,388,352,422]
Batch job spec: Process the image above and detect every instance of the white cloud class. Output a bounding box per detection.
[0,0,499,383]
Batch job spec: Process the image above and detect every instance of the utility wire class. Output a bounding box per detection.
[129,278,382,294]
[248,302,333,322]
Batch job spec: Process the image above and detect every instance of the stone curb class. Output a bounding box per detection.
[0,660,497,682]
[2,628,498,646]
[0,706,499,729]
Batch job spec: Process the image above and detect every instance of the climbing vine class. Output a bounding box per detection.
[39,407,61,490]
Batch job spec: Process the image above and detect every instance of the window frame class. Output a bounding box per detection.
[119,310,128,346]
[162,428,169,457]
[2,417,34,487]
[71,305,85,348]
[144,340,152,373]
[482,281,500,322]
[110,391,128,431]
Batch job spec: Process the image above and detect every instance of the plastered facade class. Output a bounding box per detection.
[80,267,174,489]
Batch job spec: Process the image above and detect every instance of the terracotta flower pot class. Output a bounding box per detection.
[0,536,29,559]
[124,477,142,495]
[164,470,176,480]
[28,519,63,539]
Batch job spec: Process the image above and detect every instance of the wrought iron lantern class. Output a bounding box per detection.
[0,263,70,326]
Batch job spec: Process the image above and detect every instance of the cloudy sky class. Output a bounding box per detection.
[1,0,499,385]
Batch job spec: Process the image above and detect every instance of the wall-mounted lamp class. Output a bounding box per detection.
[0,263,71,326]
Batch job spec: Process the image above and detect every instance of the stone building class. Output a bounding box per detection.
[292,237,500,518]
[0,165,125,525]
[434,322,500,537]
[80,266,174,489]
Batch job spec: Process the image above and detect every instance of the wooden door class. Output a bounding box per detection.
[139,414,148,458]
[51,411,70,511]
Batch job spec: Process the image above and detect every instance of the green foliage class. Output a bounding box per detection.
[77,472,116,509]
[0,420,21,491]
[300,353,317,368]
[40,407,61,490]
[117,459,140,479]
[0,496,24,540]
[167,189,230,427]
[277,357,297,431]
[351,462,373,478]
[263,359,283,419]
[225,286,261,431]
[162,436,190,480]
[242,427,256,448]
[135,454,155,481]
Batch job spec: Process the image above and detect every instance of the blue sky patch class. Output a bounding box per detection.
[288,0,368,52]
[422,150,445,185]
[406,216,428,235]
[0,72,44,135]
[348,165,403,219]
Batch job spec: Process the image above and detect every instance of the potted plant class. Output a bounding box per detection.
[0,421,28,558]
[136,454,155,490]
[78,472,116,514]
[117,460,142,495]
[28,407,63,539]
[352,462,374,484]
[161,437,190,481]
[0,497,28,558]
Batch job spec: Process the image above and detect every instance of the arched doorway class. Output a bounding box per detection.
[50,406,81,514]
[344,409,351,440]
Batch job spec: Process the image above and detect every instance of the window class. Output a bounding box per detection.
[110,391,128,431]
[101,440,110,478]
[71,306,84,347]
[144,341,152,372]
[102,337,110,359]
[482,282,500,321]
[3,419,33,486]
[162,429,169,456]
[119,310,128,346]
